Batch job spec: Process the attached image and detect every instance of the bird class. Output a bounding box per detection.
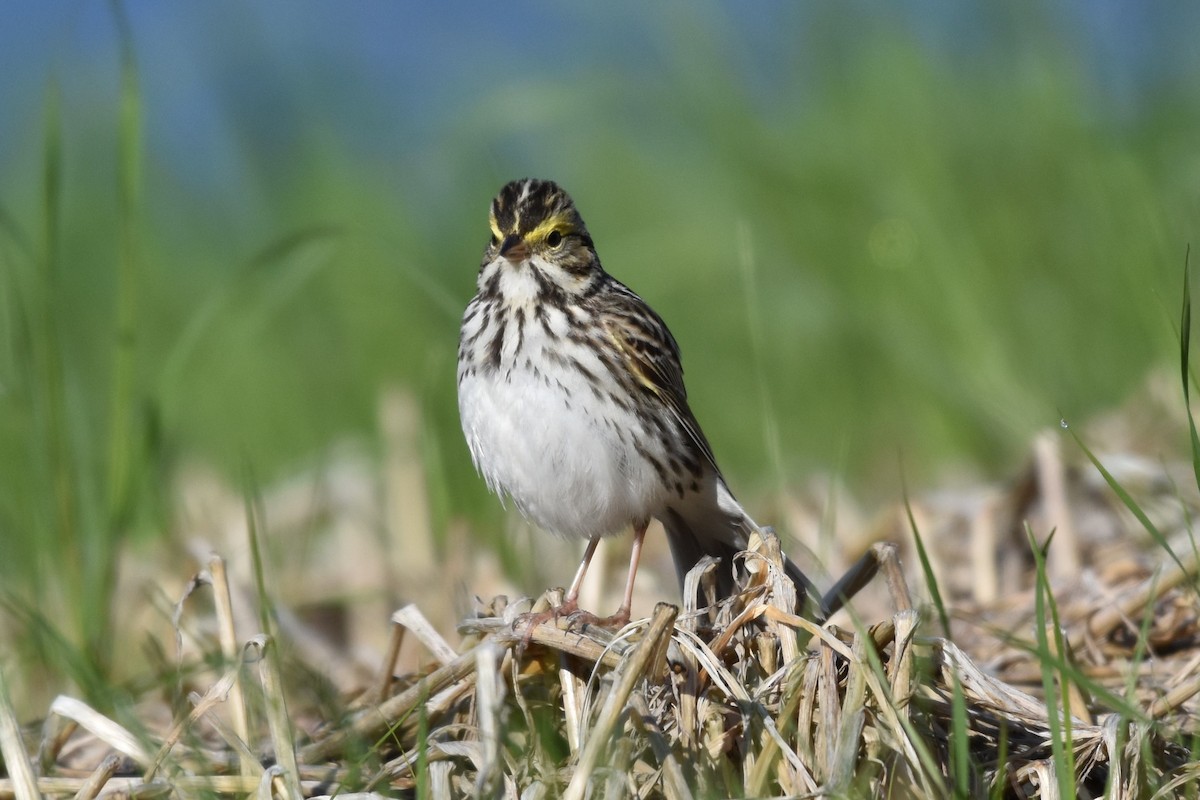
[457,178,816,625]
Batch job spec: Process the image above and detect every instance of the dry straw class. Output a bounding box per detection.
[4,417,1200,798]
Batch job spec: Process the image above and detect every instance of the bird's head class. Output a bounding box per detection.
[479,178,604,299]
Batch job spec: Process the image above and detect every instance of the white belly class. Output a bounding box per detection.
[458,333,670,541]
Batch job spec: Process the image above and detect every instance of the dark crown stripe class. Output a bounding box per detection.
[491,178,587,238]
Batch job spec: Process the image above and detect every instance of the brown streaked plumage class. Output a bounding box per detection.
[457,178,817,622]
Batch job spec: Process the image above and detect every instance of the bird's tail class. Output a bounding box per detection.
[662,479,826,618]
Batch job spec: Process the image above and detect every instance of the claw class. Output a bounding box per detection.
[516,597,579,644]
[514,599,630,645]
[567,607,629,631]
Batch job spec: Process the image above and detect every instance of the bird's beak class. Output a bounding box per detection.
[499,233,529,263]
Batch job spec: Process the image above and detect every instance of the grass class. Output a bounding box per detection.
[3,4,1200,797]
[4,480,1200,797]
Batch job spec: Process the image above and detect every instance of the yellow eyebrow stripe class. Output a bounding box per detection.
[525,213,572,244]
[489,211,569,244]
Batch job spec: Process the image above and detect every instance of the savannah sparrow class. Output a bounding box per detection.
[457,178,815,622]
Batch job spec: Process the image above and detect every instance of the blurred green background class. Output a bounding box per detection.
[1,2,1198,696]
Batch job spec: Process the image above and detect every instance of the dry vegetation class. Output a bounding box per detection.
[3,379,1200,799]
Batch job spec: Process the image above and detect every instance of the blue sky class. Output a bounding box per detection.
[3,1,1197,203]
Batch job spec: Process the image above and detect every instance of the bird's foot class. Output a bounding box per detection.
[516,599,630,642]
[564,605,630,631]
[514,597,578,646]
[517,597,578,630]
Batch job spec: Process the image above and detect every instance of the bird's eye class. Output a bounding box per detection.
[546,230,563,248]
[489,233,499,247]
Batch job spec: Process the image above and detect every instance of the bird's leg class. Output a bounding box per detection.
[565,522,645,629]
[517,534,601,637]
[603,520,647,627]
[521,528,646,636]
[560,534,602,614]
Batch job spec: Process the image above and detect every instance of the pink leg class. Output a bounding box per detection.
[518,527,646,636]
[610,521,648,625]
[563,535,602,608]
[518,536,600,637]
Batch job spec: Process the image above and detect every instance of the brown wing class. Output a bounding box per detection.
[598,280,722,476]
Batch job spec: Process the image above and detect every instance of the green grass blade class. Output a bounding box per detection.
[736,220,787,498]
[901,471,951,636]
[1179,248,1200,501]
[415,701,430,800]
[0,203,36,381]
[0,203,36,265]
[84,0,145,678]
[104,0,142,533]
[242,465,274,638]
[1105,570,1159,796]
[37,78,83,622]
[1026,527,1077,799]
[844,605,948,797]
[1,594,111,710]
[990,721,1008,799]
[970,617,1143,721]
[1065,424,1193,596]
[949,670,971,798]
